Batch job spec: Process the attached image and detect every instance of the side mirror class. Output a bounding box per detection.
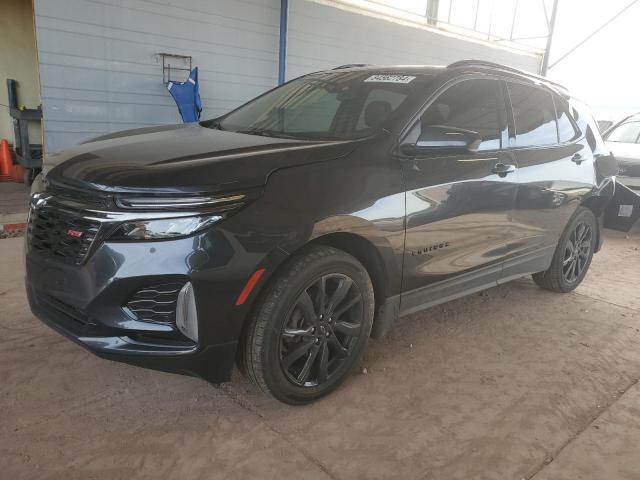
[401,125,482,156]
[594,152,619,177]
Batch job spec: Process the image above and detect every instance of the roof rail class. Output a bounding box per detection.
[447,60,569,94]
[332,64,372,70]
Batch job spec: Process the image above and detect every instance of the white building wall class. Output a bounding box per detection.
[34,0,541,153]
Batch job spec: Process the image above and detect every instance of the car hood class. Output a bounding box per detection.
[605,141,640,176]
[45,124,358,194]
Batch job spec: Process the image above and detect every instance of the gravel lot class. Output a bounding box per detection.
[1,229,639,480]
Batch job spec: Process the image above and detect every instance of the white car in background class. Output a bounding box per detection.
[604,114,640,191]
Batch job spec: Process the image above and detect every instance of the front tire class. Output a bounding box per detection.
[242,245,374,405]
[532,207,597,293]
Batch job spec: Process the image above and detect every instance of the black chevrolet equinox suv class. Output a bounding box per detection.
[27,60,617,404]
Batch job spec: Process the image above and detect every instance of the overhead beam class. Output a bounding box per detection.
[547,0,639,71]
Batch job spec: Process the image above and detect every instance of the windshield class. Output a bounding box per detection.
[604,119,640,143]
[206,71,433,140]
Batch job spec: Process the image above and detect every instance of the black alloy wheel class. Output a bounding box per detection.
[279,273,364,387]
[562,221,593,284]
[241,245,374,405]
[532,207,597,293]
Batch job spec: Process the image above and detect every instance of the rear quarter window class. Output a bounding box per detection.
[555,96,580,143]
[570,98,607,154]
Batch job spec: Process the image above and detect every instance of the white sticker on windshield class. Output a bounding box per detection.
[364,74,416,84]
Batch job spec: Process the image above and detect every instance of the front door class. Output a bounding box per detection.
[399,77,518,315]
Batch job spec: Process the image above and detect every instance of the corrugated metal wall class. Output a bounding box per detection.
[34,0,541,153]
[34,0,280,153]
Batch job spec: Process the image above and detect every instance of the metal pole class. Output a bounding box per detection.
[487,0,495,39]
[540,0,559,76]
[473,0,479,30]
[278,0,289,85]
[426,0,439,25]
[541,0,550,30]
[510,0,519,40]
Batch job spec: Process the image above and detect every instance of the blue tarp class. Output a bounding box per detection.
[167,67,202,123]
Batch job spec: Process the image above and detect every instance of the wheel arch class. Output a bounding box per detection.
[244,228,398,345]
[580,194,609,217]
[235,230,398,372]
[309,231,390,307]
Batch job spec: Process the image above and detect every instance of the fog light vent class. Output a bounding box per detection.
[176,282,198,342]
[125,283,183,324]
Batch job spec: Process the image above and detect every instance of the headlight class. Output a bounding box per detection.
[30,173,45,195]
[109,215,222,241]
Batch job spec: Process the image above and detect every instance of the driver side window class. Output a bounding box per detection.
[405,78,504,151]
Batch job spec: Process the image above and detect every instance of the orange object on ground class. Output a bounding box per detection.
[0,139,13,181]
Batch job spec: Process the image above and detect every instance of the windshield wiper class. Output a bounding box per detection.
[238,128,302,139]
[200,119,225,130]
[238,128,278,137]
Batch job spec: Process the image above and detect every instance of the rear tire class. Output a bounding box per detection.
[241,245,374,405]
[532,207,597,293]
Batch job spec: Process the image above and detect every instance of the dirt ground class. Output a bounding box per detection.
[0,183,29,238]
[1,229,639,480]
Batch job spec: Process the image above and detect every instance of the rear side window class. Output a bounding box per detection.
[508,82,558,147]
[555,97,579,143]
[605,121,640,143]
[570,98,607,154]
[413,78,504,151]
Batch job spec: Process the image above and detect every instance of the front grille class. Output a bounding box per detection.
[124,283,184,324]
[28,203,101,264]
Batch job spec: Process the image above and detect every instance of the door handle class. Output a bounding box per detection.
[491,163,516,177]
[572,153,585,164]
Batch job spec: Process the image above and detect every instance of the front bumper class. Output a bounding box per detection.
[27,285,237,381]
[25,222,283,383]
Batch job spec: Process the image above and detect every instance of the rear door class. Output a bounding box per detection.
[503,82,595,279]
[399,76,518,313]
